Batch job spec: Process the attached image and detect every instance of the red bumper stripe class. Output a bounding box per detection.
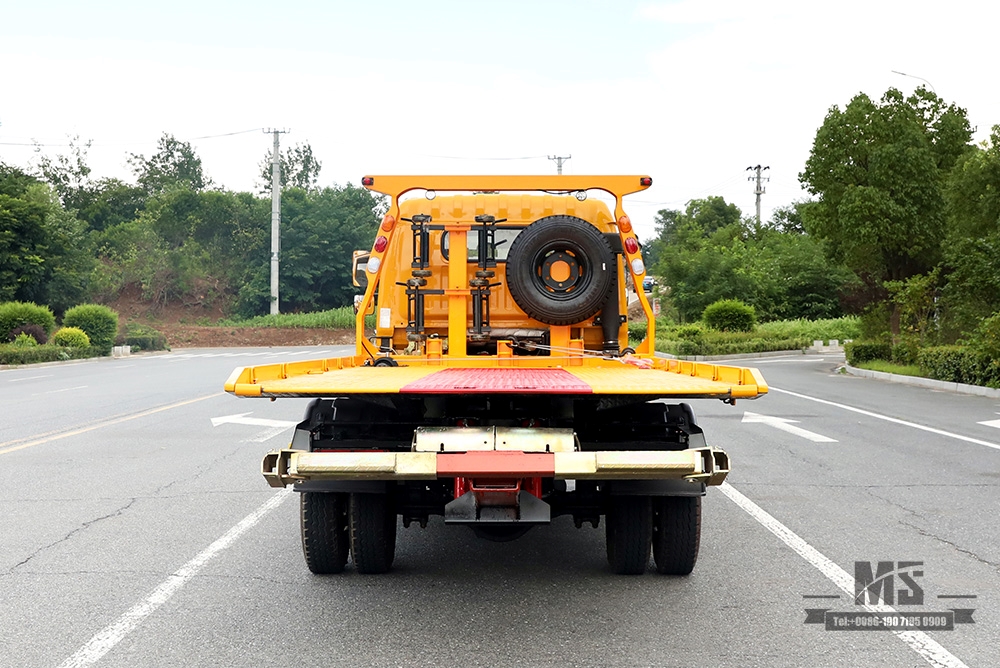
[437,451,556,477]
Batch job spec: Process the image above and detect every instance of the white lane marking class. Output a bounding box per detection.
[771,387,1000,452]
[742,411,838,443]
[7,374,54,382]
[977,414,1000,429]
[32,385,88,396]
[211,412,298,429]
[56,487,293,668]
[719,482,969,668]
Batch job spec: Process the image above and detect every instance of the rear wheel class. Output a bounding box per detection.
[349,493,397,574]
[652,496,701,575]
[605,496,651,575]
[300,492,349,574]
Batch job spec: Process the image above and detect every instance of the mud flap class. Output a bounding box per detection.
[444,491,551,525]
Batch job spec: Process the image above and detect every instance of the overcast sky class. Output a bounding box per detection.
[2,0,997,240]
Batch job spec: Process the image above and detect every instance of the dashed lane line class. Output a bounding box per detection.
[0,393,222,456]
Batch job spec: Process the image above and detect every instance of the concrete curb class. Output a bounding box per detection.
[843,363,1000,399]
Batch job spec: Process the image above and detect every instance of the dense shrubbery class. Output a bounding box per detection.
[0,343,96,365]
[702,299,756,332]
[63,304,119,355]
[969,313,1000,359]
[756,316,860,343]
[53,327,91,348]
[657,327,810,357]
[0,301,56,339]
[117,323,168,351]
[8,323,48,345]
[845,341,893,366]
[917,346,1000,388]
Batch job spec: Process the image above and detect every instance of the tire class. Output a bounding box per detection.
[605,495,652,575]
[505,215,615,326]
[652,496,701,575]
[300,492,349,574]
[349,492,397,574]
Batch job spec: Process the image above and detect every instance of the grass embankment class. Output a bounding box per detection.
[853,360,923,377]
[629,316,860,357]
[217,306,360,329]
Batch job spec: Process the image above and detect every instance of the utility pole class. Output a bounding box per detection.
[548,154,571,175]
[264,128,288,314]
[746,165,770,226]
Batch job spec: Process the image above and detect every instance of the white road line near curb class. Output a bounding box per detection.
[56,488,294,668]
[771,386,1000,451]
[718,482,969,668]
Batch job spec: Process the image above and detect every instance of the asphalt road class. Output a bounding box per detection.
[1,349,997,667]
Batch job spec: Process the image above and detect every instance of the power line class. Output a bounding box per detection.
[187,128,263,140]
[417,153,547,161]
[1,127,265,148]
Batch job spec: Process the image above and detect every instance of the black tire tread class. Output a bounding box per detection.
[605,496,652,575]
[300,492,349,574]
[652,496,701,575]
[349,493,397,574]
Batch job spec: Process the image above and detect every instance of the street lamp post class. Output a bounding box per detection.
[891,70,936,94]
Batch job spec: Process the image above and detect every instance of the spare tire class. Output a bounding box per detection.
[505,215,615,326]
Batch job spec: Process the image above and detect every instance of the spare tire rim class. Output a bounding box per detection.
[536,249,587,298]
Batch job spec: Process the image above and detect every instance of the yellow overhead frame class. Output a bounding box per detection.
[357,175,659,360]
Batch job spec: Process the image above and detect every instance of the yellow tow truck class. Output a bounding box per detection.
[226,175,767,575]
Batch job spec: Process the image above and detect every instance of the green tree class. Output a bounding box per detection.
[34,136,92,203]
[276,184,382,312]
[0,166,94,311]
[258,141,323,193]
[0,191,48,303]
[799,87,972,330]
[128,133,210,193]
[940,125,1000,334]
[649,197,753,321]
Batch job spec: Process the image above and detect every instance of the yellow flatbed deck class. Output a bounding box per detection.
[225,354,768,400]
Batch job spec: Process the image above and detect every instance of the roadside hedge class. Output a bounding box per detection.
[0,302,56,339]
[63,304,119,355]
[0,344,97,365]
[845,341,892,366]
[117,323,169,352]
[917,346,1000,388]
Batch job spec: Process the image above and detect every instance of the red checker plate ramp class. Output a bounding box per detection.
[400,368,593,394]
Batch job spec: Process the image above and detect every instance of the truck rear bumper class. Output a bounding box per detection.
[261,447,729,488]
